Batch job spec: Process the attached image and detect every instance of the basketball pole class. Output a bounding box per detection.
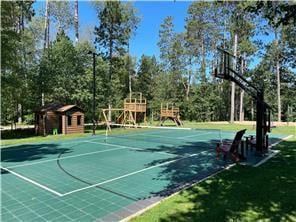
[88,51,99,136]
[92,52,96,136]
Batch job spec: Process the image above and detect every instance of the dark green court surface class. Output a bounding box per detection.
[1,128,288,221]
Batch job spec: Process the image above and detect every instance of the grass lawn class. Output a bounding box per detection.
[1,122,294,147]
[0,127,104,147]
[130,125,296,222]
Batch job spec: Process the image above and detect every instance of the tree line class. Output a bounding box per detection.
[1,1,295,126]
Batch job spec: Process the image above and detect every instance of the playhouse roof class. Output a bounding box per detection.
[36,103,84,113]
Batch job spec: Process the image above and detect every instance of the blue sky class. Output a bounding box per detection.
[33,0,275,68]
[34,1,191,59]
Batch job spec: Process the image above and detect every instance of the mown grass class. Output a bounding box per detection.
[130,127,296,222]
[1,122,294,147]
[175,121,295,135]
[0,127,104,147]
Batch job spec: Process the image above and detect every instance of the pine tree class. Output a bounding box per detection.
[74,0,79,43]
[93,1,139,114]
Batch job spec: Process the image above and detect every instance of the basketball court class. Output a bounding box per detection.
[1,127,288,221]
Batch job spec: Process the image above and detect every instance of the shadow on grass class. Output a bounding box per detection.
[0,125,105,141]
[1,128,35,140]
[142,139,296,221]
[1,143,71,163]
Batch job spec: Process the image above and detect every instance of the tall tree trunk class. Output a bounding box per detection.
[230,33,237,123]
[239,56,244,122]
[275,31,281,122]
[201,39,206,82]
[129,74,132,94]
[239,90,244,121]
[17,11,24,123]
[250,101,253,120]
[74,0,79,43]
[44,0,50,49]
[42,0,50,106]
[186,69,191,101]
[108,24,114,122]
[128,43,132,94]
[251,101,254,120]
[18,104,22,124]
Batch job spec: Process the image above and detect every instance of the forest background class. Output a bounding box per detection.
[1,1,295,126]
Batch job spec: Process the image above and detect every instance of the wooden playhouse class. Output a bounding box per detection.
[35,103,85,135]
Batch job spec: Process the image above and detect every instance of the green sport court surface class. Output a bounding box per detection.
[1,127,288,221]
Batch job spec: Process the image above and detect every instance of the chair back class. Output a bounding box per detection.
[229,129,247,153]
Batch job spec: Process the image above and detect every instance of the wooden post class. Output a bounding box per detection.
[102,109,111,131]
[135,111,137,124]
[62,114,66,134]
[256,91,263,155]
[123,108,126,124]
[108,104,112,122]
[92,52,96,135]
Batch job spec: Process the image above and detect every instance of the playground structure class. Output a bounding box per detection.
[102,92,147,131]
[214,47,271,156]
[160,103,182,126]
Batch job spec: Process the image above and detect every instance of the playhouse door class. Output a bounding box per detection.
[59,116,63,134]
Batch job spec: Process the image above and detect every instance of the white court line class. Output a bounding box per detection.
[61,153,199,196]
[134,133,181,140]
[0,137,100,151]
[7,141,175,169]
[104,130,177,140]
[121,162,237,222]
[105,130,211,141]
[84,141,176,157]
[109,124,192,130]
[177,132,211,139]
[7,147,131,169]
[254,135,293,167]
[0,166,63,197]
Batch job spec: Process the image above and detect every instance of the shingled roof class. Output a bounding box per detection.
[37,103,84,113]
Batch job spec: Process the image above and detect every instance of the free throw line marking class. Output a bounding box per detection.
[177,132,211,139]
[6,146,128,169]
[6,141,175,169]
[0,167,63,197]
[84,141,176,157]
[61,153,198,196]
[109,124,192,130]
[104,131,212,141]
[103,130,178,140]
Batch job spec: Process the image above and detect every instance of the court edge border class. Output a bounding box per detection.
[253,134,293,167]
[0,126,225,149]
[120,163,236,222]
[120,134,294,222]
